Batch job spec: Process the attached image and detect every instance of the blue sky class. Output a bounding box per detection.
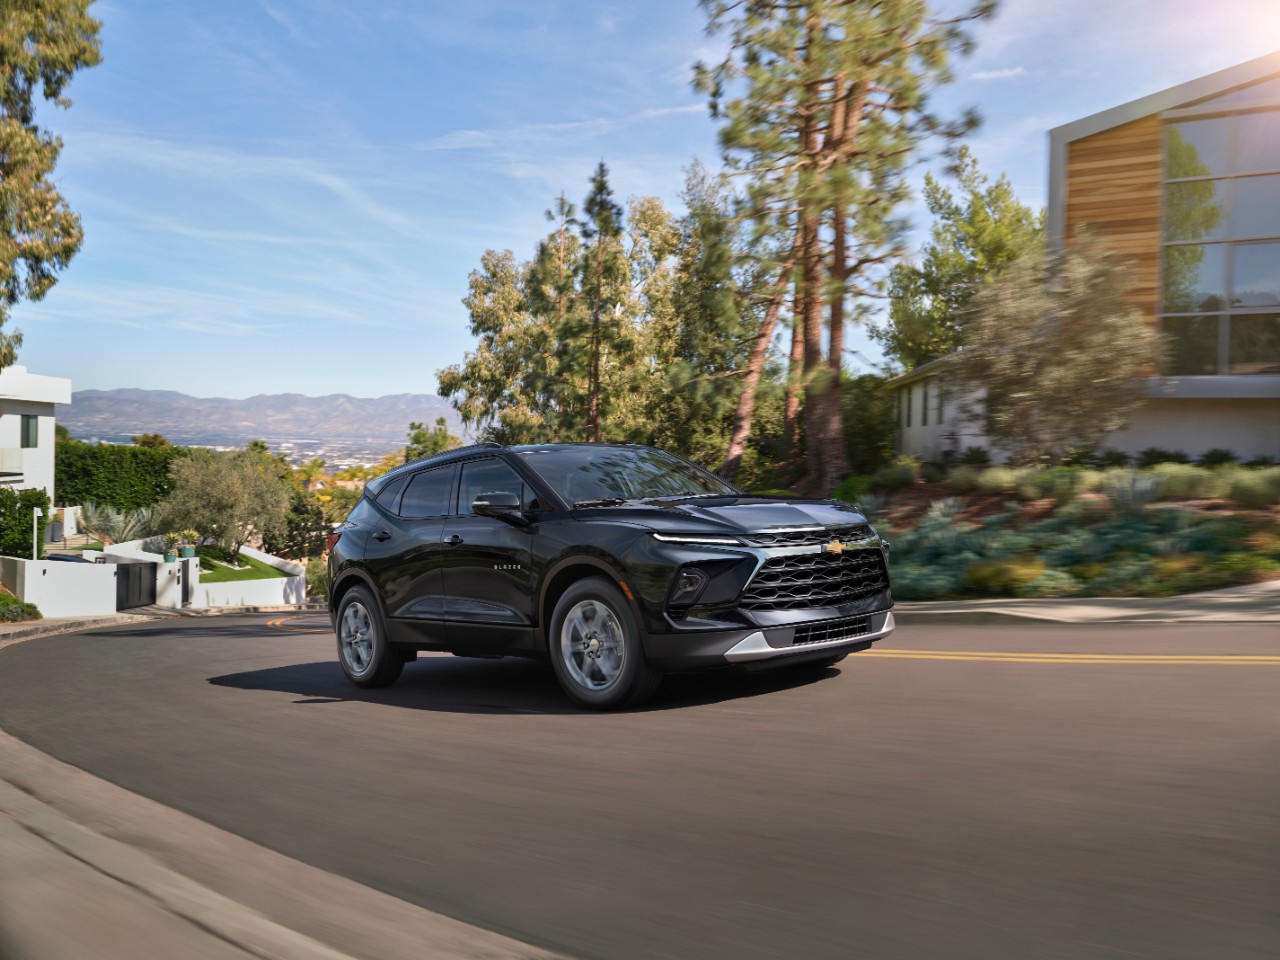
[19,0,1280,399]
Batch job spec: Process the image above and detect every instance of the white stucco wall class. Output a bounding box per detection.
[1105,399,1280,461]
[895,384,1280,463]
[0,556,117,618]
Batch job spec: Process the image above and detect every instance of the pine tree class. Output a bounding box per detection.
[698,0,995,493]
[0,0,102,366]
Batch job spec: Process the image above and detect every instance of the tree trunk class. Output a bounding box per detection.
[815,211,851,493]
[720,281,787,482]
[782,282,805,460]
[591,242,602,442]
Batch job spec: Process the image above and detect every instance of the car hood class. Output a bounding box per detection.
[572,497,870,534]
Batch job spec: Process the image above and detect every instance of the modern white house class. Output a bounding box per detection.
[895,52,1280,464]
[0,364,71,501]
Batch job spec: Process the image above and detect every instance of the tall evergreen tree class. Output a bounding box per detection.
[0,0,101,367]
[698,0,995,493]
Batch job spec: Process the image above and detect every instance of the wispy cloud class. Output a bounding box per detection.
[971,66,1026,81]
[416,105,705,153]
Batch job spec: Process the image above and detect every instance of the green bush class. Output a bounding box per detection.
[1017,570,1082,598]
[0,487,51,558]
[975,466,1022,496]
[832,475,873,502]
[1149,463,1219,500]
[55,440,188,510]
[959,446,991,466]
[305,557,330,599]
[871,456,920,492]
[946,466,982,492]
[0,591,41,621]
[964,557,1046,594]
[1227,469,1280,509]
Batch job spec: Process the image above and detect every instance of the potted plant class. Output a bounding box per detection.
[180,529,199,558]
[162,532,180,563]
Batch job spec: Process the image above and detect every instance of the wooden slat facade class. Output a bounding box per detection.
[1065,115,1164,322]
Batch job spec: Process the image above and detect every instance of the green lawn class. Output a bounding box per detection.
[198,546,292,583]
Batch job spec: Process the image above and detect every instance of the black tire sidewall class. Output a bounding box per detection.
[549,577,649,709]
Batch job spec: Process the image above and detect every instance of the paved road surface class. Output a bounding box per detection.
[1,615,1277,960]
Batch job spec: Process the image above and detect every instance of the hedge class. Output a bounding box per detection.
[0,487,50,559]
[54,440,188,510]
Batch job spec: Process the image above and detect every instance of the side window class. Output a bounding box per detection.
[21,415,38,449]
[374,474,408,514]
[457,459,527,515]
[399,465,456,518]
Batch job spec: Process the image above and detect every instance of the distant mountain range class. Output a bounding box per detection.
[58,389,464,447]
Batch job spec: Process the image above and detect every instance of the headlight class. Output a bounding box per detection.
[652,533,742,546]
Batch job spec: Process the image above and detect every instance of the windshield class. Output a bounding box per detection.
[517,446,740,505]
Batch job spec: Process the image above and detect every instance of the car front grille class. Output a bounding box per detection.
[792,615,870,645]
[738,549,889,610]
[740,524,871,548]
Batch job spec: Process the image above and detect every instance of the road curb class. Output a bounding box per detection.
[0,726,571,960]
[0,615,156,650]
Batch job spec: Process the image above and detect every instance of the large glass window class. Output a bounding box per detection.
[1161,106,1280,375]
[457,458,535,513]
[20,415,37,449]
[399,465,455,518]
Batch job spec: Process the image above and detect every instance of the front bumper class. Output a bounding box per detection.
[644,609,894,671]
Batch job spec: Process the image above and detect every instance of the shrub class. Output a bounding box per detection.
[55,440,188,510]
[871,456,920,492]
[946,466,982,492]
[964,557,1046,595]
[1136,447,1190,467]
[0,487,51,558]
[832,476,872,502]
[1197,448,1239,466]
[1226,469,1280,509]
[1149,463,1218,500]
[305,557,330,599]
[1018,570,1082,598]
[921,463,945,483]
[959,446,991,466]
[1245,456,1276,467]
[975,466,1022,496]
[0,591,41,622]
[1102,470,1164,512]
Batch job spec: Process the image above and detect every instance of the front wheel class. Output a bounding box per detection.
[335,586,404,688]
[548,577,661,710]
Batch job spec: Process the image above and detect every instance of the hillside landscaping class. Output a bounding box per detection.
[840,461,1280,600]
[197,545,292,584]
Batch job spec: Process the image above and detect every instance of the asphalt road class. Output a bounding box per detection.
[1,614,1277,960]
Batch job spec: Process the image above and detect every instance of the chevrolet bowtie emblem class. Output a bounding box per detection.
[823,541,845,554]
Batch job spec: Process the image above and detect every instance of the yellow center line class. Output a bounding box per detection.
[865,650,1280,665]
[267,615,329,635]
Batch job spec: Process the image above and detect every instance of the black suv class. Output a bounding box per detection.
[327,443,894,709]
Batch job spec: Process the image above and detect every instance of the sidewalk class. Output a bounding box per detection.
[895,579,1280,625]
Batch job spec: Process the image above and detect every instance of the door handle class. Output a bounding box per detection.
[372,530,392,542]
[447,534,464,546]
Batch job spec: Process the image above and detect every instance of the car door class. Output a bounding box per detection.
[362,463,456,647]
[441,457,537,653]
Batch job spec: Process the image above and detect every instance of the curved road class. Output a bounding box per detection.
[1,615,1277,960]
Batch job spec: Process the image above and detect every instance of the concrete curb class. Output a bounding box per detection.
[0,615,156,650]
[0,777,356,960]
[0,726,571,960]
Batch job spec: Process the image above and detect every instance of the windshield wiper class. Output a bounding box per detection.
[572,498,629,508]
[644,492,732,504]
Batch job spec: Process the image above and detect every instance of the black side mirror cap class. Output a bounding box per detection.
[472,491,527,524]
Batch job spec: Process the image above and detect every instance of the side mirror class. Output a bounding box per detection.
[472,490,525,523]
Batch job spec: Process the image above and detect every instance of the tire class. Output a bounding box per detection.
[335,586,404,688]
[548,577,661,710]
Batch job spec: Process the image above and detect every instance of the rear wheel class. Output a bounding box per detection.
[336,586,404,688]
[549,577,661,710]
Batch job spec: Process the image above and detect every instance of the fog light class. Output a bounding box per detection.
[669,566,709,606]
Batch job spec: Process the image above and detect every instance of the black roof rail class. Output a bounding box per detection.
[477,440,503,448]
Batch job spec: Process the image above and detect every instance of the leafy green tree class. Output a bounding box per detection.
[131,432,172,448]
[0,0,101,366]
[949,236,1163,464]
[698,0,995,492]
[874,146,1044,369]
[0,486,50,558]
[55,438,187,510]
[261,489,328,560]
[841,373,898,477]
[158,450,290,561]
[405,417,461,462]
